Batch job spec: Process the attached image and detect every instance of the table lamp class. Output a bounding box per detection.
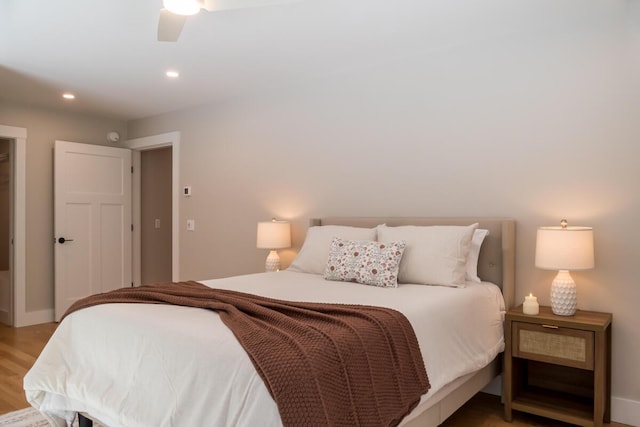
[535,219,594,316]
[257,219,291,272]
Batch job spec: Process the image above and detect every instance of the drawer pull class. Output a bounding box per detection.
[542,324,559,329]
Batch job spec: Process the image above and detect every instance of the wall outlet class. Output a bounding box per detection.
[186,219,195,231]
[154,219,161,229]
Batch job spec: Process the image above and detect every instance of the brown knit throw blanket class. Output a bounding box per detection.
[63,281,430,427]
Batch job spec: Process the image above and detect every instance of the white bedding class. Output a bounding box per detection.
[24,271,505,427]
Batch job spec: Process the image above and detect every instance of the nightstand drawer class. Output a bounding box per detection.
[512,322,594,370]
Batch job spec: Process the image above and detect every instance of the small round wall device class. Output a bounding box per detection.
[107,131,120,143]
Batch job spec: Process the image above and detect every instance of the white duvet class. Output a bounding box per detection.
[24,271,505,427]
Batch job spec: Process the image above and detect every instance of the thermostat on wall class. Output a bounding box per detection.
[183,186,192,197]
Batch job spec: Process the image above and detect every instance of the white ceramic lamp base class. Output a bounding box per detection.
[265,250,281,272]
[550,270,577,316]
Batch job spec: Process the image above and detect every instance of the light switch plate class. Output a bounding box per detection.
[186,219,195,231]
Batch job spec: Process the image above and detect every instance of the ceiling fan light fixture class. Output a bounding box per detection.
[163,0,201,16]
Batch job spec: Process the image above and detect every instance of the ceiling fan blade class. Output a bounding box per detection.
[202,0,302,12]
[157,9,187,42]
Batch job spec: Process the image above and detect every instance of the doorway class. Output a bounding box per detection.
[140,147,173,284]
[125,132,180,285]
[0,138,11,325]
[0,125,26,326]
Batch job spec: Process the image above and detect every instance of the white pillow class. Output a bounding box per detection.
[466,229,489,283]
[288,225,377,275]
[376,223,478,287]
[324,238,406,288]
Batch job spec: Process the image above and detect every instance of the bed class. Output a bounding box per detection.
[24,216,515,427]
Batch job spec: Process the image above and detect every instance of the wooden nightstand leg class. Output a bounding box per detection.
[504,402,513,421]
[604,325,612,423]
[504,361,513,422]
[503,319,513,422]
[594,330,606,427]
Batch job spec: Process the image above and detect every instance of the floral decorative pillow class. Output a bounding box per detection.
[324,238,406,288]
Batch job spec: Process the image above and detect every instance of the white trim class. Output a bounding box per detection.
[611,396,640,425]
[0,125,29,327]
[0,125,27,139]
[14,137,27,326]
[124,132,180,283]
[19,309,55,327]
[131,151,142,285]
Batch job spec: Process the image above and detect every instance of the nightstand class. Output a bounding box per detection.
[504,306,612,427]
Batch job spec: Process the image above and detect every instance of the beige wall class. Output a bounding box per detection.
[0,139,9,271]
[0,102,127,312]
[141,147,172,284]
[128,5,640,412]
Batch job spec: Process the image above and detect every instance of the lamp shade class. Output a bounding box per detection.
[163,0,201,15]
[256,220,291,249]
[535,226,594,271]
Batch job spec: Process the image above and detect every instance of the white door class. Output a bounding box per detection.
[54,141,132,321]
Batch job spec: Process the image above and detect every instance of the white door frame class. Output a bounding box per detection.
[0,124,28,327]
[124,132,180,284]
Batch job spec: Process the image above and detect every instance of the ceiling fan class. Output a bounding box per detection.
[158,0,301,42]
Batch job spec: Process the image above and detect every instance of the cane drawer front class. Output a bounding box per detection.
[512,322,594,370]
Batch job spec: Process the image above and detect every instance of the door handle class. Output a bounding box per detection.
[57,237,74,244]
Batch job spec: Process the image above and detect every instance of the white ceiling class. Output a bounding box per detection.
[0,0,611,121]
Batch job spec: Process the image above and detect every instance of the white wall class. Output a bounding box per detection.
[128,4,640,422]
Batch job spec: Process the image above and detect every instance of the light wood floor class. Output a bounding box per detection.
[0,322,57,413]
[0,322,631,426]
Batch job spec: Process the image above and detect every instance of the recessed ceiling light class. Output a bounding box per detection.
[62,93,75,100]
[166,70,180,78]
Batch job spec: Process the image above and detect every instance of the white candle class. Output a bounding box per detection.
[523,293,539,315]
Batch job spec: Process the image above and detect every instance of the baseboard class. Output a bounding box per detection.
[611,396,640,426]
[14,308,54,327]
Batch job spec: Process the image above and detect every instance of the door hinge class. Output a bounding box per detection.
[131,224,134,231]
[131,282,134,287]
[131,166,134,174]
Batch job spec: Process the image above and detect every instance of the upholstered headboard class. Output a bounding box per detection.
[310,217,516,309]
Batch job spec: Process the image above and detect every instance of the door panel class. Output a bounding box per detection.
[54,141,131,321]
[66,151,126,194]
[64,203,92,300]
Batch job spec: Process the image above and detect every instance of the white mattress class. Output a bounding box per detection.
[24,271,505,427]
